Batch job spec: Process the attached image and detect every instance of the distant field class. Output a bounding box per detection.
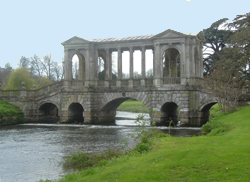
[117,99,149,113]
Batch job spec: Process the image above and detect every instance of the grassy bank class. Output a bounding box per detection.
[53,105,250,182]
[0,100,24,126]
[117,99,149,113]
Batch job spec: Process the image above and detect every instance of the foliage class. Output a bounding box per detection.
[203,18,233,75]
[146,68,153,78]
[0,100,24,126]
[35,77,52,89]
[0,63,13,87]
[18,56,30,68]
[117,99,149,113]
[204,68,246,113]
[4,67,35,90]
[18,53,63,82]
[228,12,250,79]
[62,149,122,171]
[98,70,117,80]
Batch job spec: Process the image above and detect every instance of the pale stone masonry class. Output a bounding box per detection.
[0,29,221,126]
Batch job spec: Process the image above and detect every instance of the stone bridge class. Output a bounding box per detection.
[0,29,220,126]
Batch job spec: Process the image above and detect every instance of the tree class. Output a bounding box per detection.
[18,56,30,68]
[30,54,43,77]
[203,18,233,75]
[146,69,153,78]
[0,63,12,88]
[134,72,142,79]
[35,77,52,89]
[203,13,250,113]
[4,67,35,90]
[228,12,250,79]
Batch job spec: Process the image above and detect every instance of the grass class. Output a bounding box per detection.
[117,99,149,113]
[0,100,24,126]
[51,105,250,182]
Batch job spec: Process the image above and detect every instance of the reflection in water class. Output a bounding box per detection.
[0,111,201,182]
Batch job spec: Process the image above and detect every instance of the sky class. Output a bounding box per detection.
[0,0,249,69]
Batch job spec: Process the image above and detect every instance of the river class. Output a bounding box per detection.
[0,111,201,182]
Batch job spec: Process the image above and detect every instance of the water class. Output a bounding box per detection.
[0,111,201,182]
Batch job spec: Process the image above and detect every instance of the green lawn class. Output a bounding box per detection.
[0,100,24,126]
[117,99,149,113]
[56,105,250,182]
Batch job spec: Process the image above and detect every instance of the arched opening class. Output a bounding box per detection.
[161,102,179,126]
[38,103,59,123]
[68,103,84,123]
[162,48,181,78]
[133,50,141,79]
[72,53,85,80]
[98,56,105,80]
[146,49,154,78]
[100,98,150,125]
[122,51,129,79]
[200,102,217,125]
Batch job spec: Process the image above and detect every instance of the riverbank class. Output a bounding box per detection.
[117,99,149,113]
[54,105,250,182]
[0,100,24,126]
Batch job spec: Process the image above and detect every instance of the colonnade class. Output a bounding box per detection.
[62,30,205,87]
[97,46,153,80]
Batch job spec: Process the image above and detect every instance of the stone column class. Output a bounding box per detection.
[95,49,99,80]
[117,48,122,79]
[129,47,134,87]
[180,43,186,85]
[141,46,146,78]
[116,48,122,87]
[200,43,204,78]
[84,48,90,86]
[105,48,111,80]
[153,44,162,86]
[105,48,111,87]
[63,48,72,87]
[64,49,70,80]
[141,46,146,86]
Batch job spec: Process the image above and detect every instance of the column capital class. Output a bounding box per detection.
[64,48,69,52]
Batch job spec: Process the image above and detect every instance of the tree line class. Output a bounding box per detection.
[0,53,63,90]
[203,12,250,113]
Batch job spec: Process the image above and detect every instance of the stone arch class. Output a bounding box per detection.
[160,102,179,125]
[199,101,218,125]
[71,52,86,80]
[100,92,151,111]
[38,102,60,122]
[98,92,151,123]
[162,47,181,78]
[68,102,84,123]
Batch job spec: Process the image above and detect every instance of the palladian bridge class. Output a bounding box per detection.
[0,29,219,126]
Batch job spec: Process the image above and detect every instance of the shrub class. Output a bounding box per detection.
[201,120,230,136]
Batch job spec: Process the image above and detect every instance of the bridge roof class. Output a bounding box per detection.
[88,30,199,42]
[62,29,202,45]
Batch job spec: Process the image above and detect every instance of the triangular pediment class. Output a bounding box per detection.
[152,29,187,39]
[197,31,206,42]
[62,36,89,45]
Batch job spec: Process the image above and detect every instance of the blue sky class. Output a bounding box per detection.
[0,0,249,68]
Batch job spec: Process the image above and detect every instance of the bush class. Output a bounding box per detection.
[62,148,122,170]
[201,120,230,136]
